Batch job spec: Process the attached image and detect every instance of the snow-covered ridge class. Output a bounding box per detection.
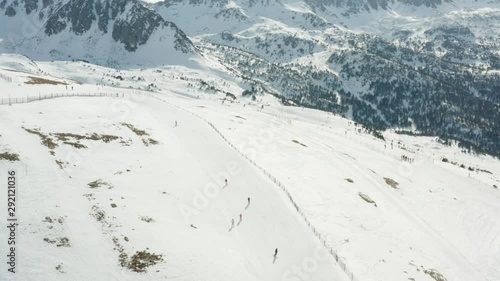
[0,0,197,65]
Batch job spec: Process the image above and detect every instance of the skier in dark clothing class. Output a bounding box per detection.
[274,248,278,257]
[237,213,242,225]
[230,218,235,231]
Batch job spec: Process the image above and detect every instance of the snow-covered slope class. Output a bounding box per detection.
[0,94,352,281]
[0,55,499,281]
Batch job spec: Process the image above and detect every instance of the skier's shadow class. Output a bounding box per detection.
[273,256,278,264]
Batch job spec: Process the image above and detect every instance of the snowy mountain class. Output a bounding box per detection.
[0,0,196,65]
[1,1,500,280]
[152,0,500,157]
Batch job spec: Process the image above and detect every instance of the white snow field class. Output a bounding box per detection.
[0,55,499,281]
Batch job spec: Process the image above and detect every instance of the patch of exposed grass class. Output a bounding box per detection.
[0,152,19,161]
[24,127,58,149]
[88,179,113,189]
[58,132,119,144]
[140,216,154,223]
[63,142,87,149]
[121,123,149,136]
[43,238,56,244]
[125,250,163,273]
[91,205,106,222]
[42,138,58,149]
[43,216,54,223]
[55,132,119,144]
[292,139,307,147]
[142,138,159,147]
[56,237,70,247]
[43,237,70,247]
[358,192,377,207]
[54,133,86,142]
[424,269,447,281]
[345,178,354,183]
[112,236,127,267]
[55,263,65,273]
[25,76,67,85]
[83,193,95,201]
[384,177,399,189]
[26,128,122,152]
[55,160,66,169]
[148,138,159,145]
[119,252,128,268]
[120,139,133,146]
[88,133,120,143]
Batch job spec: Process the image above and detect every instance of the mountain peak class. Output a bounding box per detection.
[0,0,196,65]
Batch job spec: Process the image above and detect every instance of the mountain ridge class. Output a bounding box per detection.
[0,0,196,65]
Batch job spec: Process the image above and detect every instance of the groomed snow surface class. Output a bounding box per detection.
[0,57,499,281]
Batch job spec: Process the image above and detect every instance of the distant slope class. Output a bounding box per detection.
[154,0,500,156]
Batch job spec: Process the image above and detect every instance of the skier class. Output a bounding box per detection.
[272,248,279,264]
[238,213,242,224]
[174,121,178,127]
[225,179,228,186]
[246,197,251,209]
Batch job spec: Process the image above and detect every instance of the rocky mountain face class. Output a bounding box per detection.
[0,0,195,64]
